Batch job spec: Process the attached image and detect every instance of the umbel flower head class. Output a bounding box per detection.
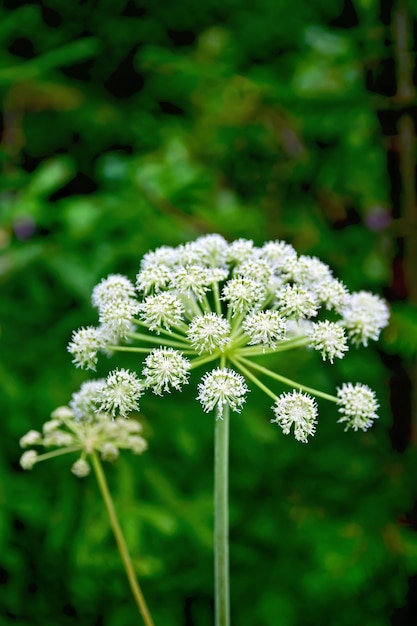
[64,234,389,442]
[20,384,147,477]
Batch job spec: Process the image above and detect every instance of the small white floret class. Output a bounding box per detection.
[197,368,249,416]
[242,310,287,349]
[308,321,348,363]
[277,284,318,319]
[143,348,190,395]
[67,326,106,370]
[92,274,136,309]
[71,458,91,478]
[187,313,231,354]
[98,369,143,417]
[336,383,379,431]
[222,277,266,314]
[20,450,38,470]
[19,430,42,448]
[342,291,390,346]
[70,379,106,422]
[271,391,318,443]
[139,292,185,332]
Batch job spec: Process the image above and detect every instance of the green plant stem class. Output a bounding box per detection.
[34,446,82,463]
[91,452,155,626]
[190,352,221,370]
[214,401,230,626]
[108,346,153,354]
[237,337,310,356]
[126,331,191,350]
[212,281,222,316]
[230,358,277,401]
[132,319,189,341]
[235,356,337,403]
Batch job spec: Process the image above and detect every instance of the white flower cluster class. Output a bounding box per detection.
[19,386,147,477]
[64,234,389,442]
[271,391,318,444]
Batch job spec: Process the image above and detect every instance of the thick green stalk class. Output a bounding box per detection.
[91,452,155,626]
[214,401,230,626]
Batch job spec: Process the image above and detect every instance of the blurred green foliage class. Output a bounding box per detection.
[1,1,417,625]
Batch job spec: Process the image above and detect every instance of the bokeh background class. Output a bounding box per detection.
[2,0,417,624]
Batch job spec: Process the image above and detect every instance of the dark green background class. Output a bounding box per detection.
[2,1,417,624]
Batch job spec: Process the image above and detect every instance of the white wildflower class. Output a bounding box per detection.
[187,313,231,354]
[206,267,229,283]
[271,391,318,443]
[277,284,318,319]
[70,379,106,422]
[92,274,136,309]
[258,240,297,272]
[20,450,38,470]
[192,233,229,267]
[100,442,120,462]
[337,383,379,431]
[51,406,74,421]
[139,292,185,332]
[170,264,212,300]
[43,431,75,447]
[143,348,190,395]
[136,264,173,293]
[67,326,107,370]
[288,255,332,285]
[71,458,91,478]
[316,278,349,312]
[98,368,143,417]
[222,277,266,314]
[342,291,390,346]
[227,238,255,264]
[140,245,178,269]
[286,318,313,338]
[242,310,287,349]
[308,321,348,363]
[19,430,42,448]
[128,435,148,454]
[234,258,274,286]
[42,419,61,434]
[99,298,140,339]
[197,367,249,416]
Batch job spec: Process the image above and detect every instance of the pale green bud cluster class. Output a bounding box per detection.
[62,234,389,443]
[19,390,147,477]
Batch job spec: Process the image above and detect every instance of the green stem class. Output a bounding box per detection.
[235,356,337,403]
[132,319,188,341]
[126,332,191,350]
[34,446,82,463]
[108,346,153,354]
[91,452,155,626]
[190,352,221,370]
[230,358,277,401]
[212,282,222,316]
[214,401,230,626]
[237,337,310,357]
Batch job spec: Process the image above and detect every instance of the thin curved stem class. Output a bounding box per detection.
[91,452,155,626]
[237,336,310,357]
[132,319,188,341]
[214,400,230,626]
[34,446,83,463]
[235,356,337,403]
[230,358,277,401]
[126,331,191,350]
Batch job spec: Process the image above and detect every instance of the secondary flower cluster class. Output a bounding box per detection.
[66,234,389,443]
[19,388,147,477]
